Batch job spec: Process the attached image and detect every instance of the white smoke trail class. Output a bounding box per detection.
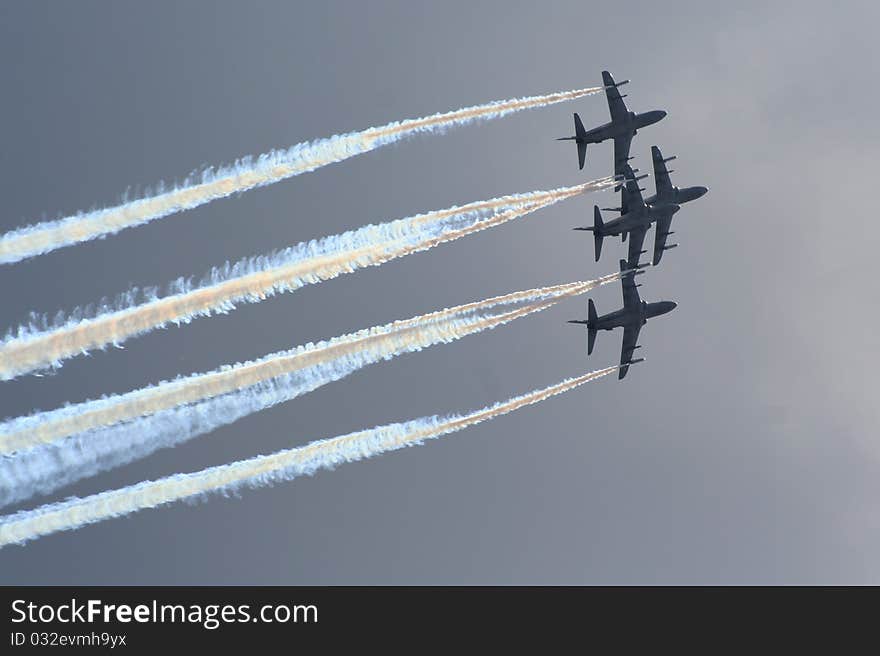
[0,86,603,265]
[0,179,614,380]
[0,367,617,547]
[0,276,619,507]
[0,277,615,454]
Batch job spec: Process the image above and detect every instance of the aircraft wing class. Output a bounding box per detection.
[626,224,648,269]
[652,207,675,266]
[651,146,674,197]
[613,133,634,176]
[602,71,630,123]
[618,322,642,380]
[619,165,647,212]
[620,258,643,310]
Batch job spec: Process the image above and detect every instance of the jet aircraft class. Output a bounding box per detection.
[573,164,668,268]
[568,260,676,379]
[557,71,666,171]
[594,147,708,263]
[645,146,708,265]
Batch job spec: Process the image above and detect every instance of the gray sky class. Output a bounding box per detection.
[1,1,878,583]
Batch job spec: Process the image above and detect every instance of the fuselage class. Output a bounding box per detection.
[581,110,667,144]
[600,207,651,236]
[600,195,680,237]
[645,185,708,207]
[593,300,676,330]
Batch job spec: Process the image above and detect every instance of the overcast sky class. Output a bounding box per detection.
[1,1,878,583]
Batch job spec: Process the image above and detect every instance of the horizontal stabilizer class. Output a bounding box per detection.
[587,299,598,355]
[593,207,605,261]
[577,141,587,170]
[573,112,586,138]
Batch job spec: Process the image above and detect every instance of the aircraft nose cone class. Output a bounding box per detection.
[695,186,709,199]
[659,110,668,120]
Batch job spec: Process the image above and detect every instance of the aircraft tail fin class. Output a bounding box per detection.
[573,114,587,169]
[573,113,586,139]
[587,299,598,355]
[593,206,604,261]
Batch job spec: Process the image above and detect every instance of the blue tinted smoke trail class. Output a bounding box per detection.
[0,86,603,265]
[0,367,617,547]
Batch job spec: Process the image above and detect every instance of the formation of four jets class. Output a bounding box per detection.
[559,71,708,379]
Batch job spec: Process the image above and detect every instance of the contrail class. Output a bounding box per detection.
[0,276,620,506]
[0,367,618,547]
[0,86,603,265]
[0,179,614,380]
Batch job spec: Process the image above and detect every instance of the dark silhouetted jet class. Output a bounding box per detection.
[645,146,708,265]
[557,71,667,171]
[574,164,671,269]
[568,260,676,379]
